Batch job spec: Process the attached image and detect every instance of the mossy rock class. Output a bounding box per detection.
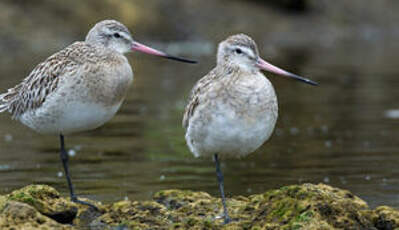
[241,183,373,229]
[6,184,78,224]
[99,184,382,229]
[94,200,169,229]
[0,201,72,230]
[2,183,399,229]
[0,195,6,211]
[151,184,374,229]
[367,206,399,230]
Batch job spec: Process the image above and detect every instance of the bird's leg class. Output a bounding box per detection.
[214,153,231,224]
[59,135,98,211]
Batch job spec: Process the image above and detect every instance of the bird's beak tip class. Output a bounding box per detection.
[257,58,318,86]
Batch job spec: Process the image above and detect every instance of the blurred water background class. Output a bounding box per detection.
[0,0,398,208]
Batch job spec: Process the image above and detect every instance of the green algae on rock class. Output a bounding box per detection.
[368,206,399,230]
[95,185,399,229]
[6,184,78,224]
[0,195,6,211]
[241,183,373,229]
[0,201,72,230]
[94,200,169,229]
[1,183,399,229]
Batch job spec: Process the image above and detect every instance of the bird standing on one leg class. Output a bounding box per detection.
[182,34,317,224]
[0,19,196,209]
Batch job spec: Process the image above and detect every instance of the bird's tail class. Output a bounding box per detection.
[0,92,10,113]
[0,83,23,117]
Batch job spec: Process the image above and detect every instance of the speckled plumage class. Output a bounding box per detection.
[183,34,278,158]
[0,19,197,208]
[0,20,133,134]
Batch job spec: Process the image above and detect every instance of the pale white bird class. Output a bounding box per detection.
[183,34,317,223]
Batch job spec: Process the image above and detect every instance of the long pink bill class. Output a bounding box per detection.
[131,41,197,64]
[256,58,318,86]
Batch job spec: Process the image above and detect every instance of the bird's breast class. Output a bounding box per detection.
[83,58,133,107]
[220,73,278,121]
[185,74,278,158]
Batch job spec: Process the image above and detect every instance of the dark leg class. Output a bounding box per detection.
[59,135,98,210]
[214,153,231,224]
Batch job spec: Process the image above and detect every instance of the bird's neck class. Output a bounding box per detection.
[217,63,257,78]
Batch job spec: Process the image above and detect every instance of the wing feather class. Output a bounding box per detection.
[0,42,94,118]
[182,68,219,129]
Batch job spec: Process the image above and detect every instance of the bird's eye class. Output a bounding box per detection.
[113,33,121,38]
[235,48,243,54]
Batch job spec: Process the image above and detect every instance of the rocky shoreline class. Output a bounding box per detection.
[0,183,398,229]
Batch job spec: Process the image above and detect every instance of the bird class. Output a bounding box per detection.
[182,34,317,224]
[0,19,196,209]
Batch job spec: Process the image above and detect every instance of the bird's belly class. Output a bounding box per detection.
[186,103,278,158]
[18,64,132,135]
[20,100,122,135]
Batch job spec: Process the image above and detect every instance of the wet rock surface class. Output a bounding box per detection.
[0,201,72,230]
[6,184,78,224]
[0,184,399,229]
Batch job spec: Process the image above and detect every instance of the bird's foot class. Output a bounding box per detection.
[223,215,232,225]
[71,196,99,211]
[215,213,232,224]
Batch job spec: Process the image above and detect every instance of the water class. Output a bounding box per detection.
[0,1,398,209]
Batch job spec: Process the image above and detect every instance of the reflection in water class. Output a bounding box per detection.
[0,8,399,210]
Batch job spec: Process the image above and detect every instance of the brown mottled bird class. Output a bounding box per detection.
[183,34,317,223]
[0,19,196,209]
